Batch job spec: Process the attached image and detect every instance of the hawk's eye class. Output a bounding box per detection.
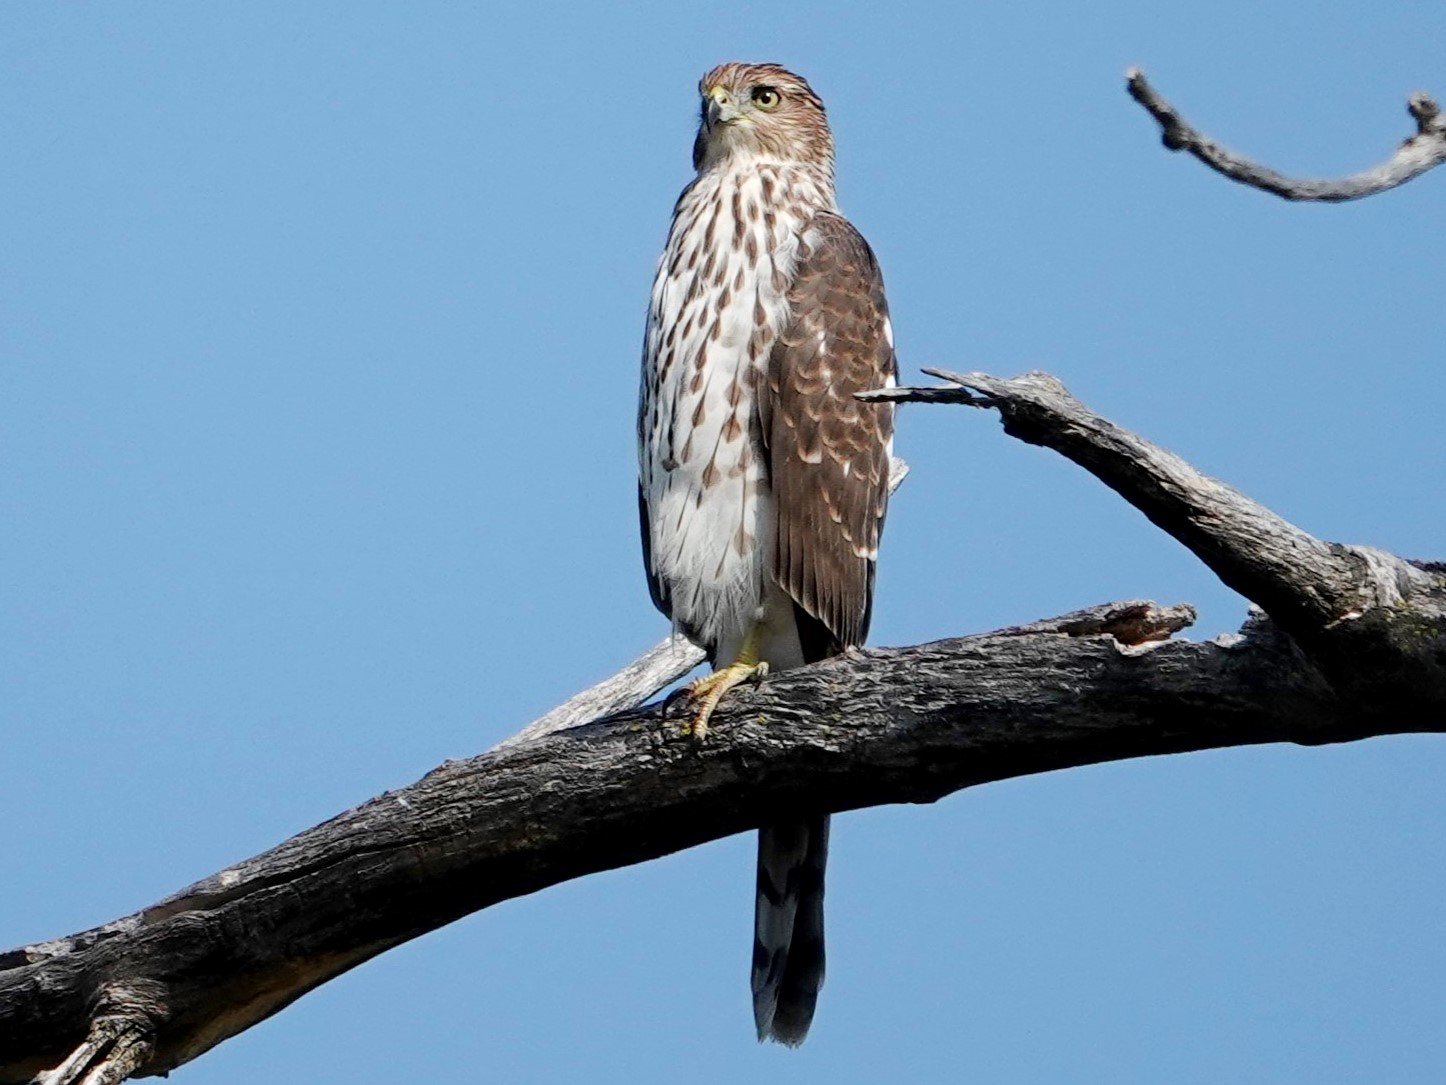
[751,86,782,111]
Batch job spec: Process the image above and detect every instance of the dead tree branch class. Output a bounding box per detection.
[498,635,705,749]
[0,598,1420,1084]
[10,375,1446,1081]
[861,369,1446,724]
[1126,68,1446,200]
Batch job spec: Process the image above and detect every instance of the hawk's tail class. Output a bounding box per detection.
[751,814,830,1045]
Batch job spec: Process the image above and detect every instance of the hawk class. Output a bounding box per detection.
[637,62,896,1045]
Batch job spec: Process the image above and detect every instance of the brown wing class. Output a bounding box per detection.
[766,212,896,655]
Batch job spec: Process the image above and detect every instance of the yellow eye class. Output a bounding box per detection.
[751,86,782,111]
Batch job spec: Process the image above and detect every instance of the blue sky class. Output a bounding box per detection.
[4,3,1444,1082]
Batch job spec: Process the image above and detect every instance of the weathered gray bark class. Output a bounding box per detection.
[8,371,1446,1084]
[862,369,1446,728]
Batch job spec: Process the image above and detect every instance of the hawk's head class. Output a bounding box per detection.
[692,62,834,173]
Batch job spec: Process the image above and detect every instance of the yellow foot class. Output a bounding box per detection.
[681,661,769,740]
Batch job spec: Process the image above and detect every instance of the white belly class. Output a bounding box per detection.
[638,163,827,659]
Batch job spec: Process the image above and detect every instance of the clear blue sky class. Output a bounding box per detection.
[4,3,1445,1082]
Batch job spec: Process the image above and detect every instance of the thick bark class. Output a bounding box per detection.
[8,372,1446,1083]
[5,596,1433,1084]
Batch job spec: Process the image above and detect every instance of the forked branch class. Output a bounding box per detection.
[10,371,1446,1081]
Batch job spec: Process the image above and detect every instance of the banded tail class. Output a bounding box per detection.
[751,814,830,1045]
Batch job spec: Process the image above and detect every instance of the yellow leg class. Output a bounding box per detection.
[683,626,768,740]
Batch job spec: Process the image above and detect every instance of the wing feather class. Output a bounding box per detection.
[765,213,895,652]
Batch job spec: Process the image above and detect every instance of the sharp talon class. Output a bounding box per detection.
[676,661,766,742]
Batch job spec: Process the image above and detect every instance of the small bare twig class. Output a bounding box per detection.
[857,383,987,407]
[1126,67,1446,201]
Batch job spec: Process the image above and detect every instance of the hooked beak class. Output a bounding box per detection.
[703,85,742,129]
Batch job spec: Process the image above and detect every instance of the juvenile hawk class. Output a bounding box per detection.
[637,62,896,1045]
